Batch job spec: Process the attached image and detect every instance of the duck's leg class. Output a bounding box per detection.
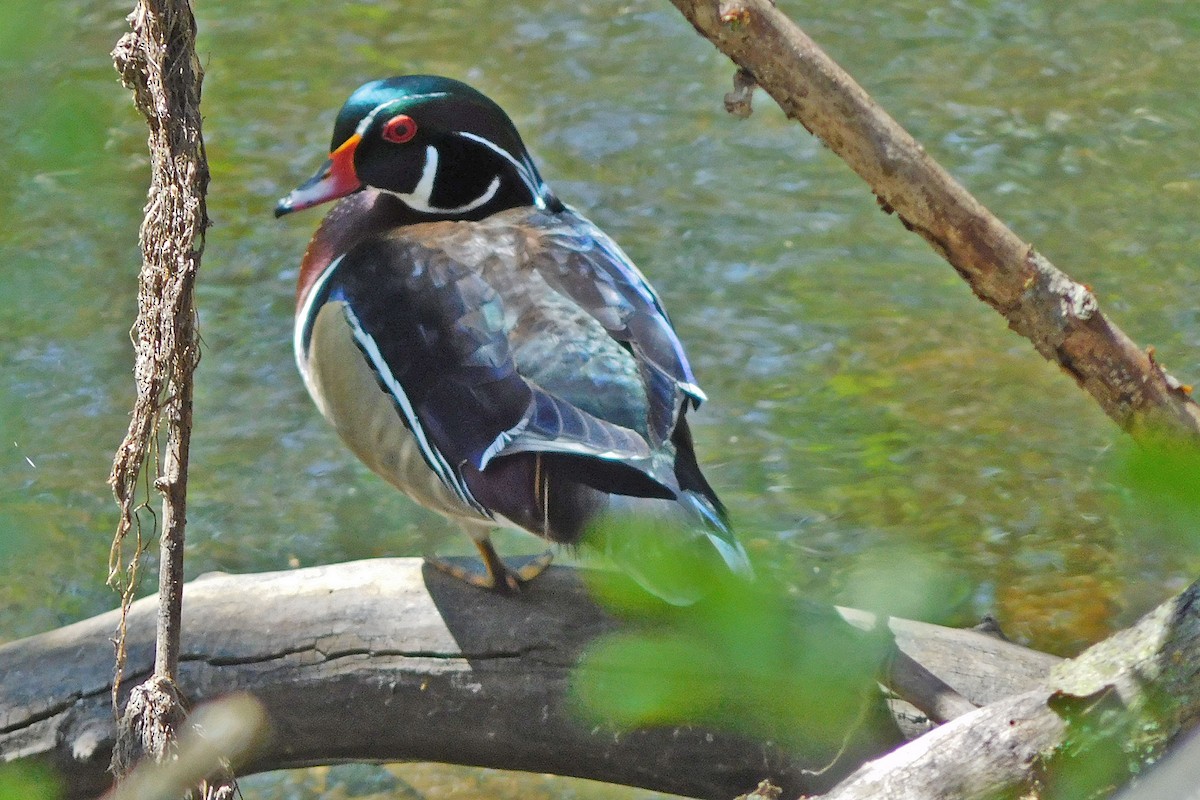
[426,527,554,593]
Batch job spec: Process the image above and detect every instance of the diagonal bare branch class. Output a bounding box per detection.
[666,0,1200,441]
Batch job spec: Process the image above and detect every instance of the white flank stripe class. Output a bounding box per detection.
[341,304,486,514]
[294,255,345,409]
[477,415,530,469]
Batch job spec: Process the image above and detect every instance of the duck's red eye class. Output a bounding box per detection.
[381,114,418,144]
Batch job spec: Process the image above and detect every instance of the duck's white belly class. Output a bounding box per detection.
[300,301,492,525]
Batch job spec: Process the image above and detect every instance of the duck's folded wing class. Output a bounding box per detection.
[527,209,705,445]
[326,236,674,498]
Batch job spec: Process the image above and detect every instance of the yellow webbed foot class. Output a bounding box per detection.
[426,540,553,594]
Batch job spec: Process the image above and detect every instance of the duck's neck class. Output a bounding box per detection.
[295,191,409,311]
[294,186,564,311]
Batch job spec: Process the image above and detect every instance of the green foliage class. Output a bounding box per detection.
[1123,441,1200,549]
[573,521,890,752]
[0,763,59,800]
[1039,686,1170,800]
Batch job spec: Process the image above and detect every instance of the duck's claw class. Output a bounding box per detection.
[426,541,554,594]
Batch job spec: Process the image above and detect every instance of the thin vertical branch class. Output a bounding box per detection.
[107,0,207,785]
[109,0,205,686]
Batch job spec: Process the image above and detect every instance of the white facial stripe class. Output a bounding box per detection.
[355,92,449,138]
[390,145,502,214]
[455,131,548,209]
[410,145,438,202]
[457,176,502,213]
[356,104,388,138]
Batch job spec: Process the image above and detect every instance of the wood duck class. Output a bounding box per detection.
[276,75,750,603]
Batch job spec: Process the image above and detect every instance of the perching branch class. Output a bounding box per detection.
[666,0,1200,441]
[107,0,208,784]
[0,560,1060,800]
[4,561,1197,799]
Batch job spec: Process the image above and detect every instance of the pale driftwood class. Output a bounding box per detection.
[821,581,1200,800]
[0,559,1057,800]
[666,0,1200,440]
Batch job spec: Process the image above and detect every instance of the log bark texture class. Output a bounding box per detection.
[821,581,1200,799]
[666,0,1200,440]
[0,559,1057,799]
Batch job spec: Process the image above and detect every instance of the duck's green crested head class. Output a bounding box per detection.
[276,75,559,220]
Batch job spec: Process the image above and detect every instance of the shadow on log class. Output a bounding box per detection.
[0,559,1058,799]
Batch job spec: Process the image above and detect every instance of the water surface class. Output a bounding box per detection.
[2,0,1199,795]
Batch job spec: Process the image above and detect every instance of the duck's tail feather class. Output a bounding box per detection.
[677,489,754,580]
[595,492,753,605]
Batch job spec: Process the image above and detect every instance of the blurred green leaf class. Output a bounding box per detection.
[0,763,59,800]
[1040,686,1166,800]
[838,545,972,624]
[1122,441,1200,550]
[1125,442,1200,512]
[577,633,723,725]
[574,521,889,751]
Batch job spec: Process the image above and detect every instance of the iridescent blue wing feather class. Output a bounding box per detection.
[528,208,705,446]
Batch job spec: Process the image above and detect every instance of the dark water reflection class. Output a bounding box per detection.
[2,0,1199,794]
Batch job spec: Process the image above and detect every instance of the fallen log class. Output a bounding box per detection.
[822,580,1200,799]
[0,558,1056,799]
